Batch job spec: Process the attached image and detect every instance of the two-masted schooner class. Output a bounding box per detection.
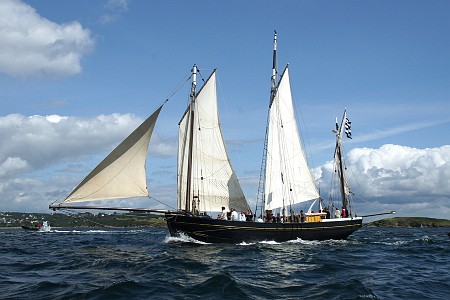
[50,32,364,243]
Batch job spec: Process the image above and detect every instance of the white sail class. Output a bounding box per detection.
[178,71,249,213]
[264,66,319,211]
[63,106,162,203]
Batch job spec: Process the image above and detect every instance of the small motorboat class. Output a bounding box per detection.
[21,221,51,232]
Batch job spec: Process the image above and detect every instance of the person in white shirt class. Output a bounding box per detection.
[335,208,341,218]
[220,207,227,220]
[230,208,239,221]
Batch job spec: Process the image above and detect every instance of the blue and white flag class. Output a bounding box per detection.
[345,118,352,139]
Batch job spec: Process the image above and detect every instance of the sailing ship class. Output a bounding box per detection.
[50,32,367,243]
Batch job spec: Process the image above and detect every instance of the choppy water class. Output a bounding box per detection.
[0,226,449,299]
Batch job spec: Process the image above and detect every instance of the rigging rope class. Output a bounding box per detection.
[147,195,177,211]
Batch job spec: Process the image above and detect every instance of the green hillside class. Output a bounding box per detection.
[367,217,450,228]
[0,212,166,228]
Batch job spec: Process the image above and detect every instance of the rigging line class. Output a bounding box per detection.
[50,191,69,206]
[163,71,193,104]
[351,193,397,212]
[197,68,206,83]
[148,195,177,210]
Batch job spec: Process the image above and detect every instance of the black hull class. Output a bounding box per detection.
[165,214,363,243]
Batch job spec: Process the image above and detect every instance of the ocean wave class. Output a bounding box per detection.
[1,227,449,299]
[164,233,211,245]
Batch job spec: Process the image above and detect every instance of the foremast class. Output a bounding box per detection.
[185,65,197,213]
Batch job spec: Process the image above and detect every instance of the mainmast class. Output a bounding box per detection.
[256,31,278,217]
[185,64,197,213]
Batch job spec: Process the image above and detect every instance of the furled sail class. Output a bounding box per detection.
[63,106,163,203]
[264,66,319,211]
[178,71,249,213]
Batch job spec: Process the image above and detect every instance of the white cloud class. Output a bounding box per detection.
[314,144,450,219]
[0,113,142,170]
[0,112,178,173]
[0,157,29,178]
[0,0,94,78]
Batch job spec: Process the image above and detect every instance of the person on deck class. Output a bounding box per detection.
[335,208,341,218]
[220,207,227,220]
[341,207,348,218]
[300,210,306,223]
[324,207,331,219]
[245,210,253,222]
[231,208,239,221]
[276,213,282,223]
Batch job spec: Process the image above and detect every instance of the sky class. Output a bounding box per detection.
[1,0,449,220]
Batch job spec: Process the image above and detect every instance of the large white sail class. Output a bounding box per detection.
[264,67,319,211]
[178,71,249,213]
[63,106,162,203]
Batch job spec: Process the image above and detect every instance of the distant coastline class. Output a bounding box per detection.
[0,211,166,228]
[366,217,450,228]
[2,212,449,228]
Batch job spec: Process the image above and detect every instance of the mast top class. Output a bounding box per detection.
[270,31,278,106]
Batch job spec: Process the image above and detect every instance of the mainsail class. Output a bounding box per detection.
[178,70,249,213]
[264,66,319,211]
[63,106,163,203]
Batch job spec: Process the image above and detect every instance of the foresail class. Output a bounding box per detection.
[178,71,249,213]
[264,67,319,211]
[63,106,162,203]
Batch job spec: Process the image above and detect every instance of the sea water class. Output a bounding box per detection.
[0,227,449,299]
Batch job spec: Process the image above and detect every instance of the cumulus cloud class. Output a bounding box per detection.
[315,144,450,218]
[0,157,29,178]
[0,113,142,170]
[0,0,94,78]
